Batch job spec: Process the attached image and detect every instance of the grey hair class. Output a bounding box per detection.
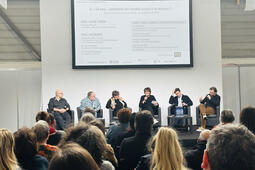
[79,113,96,125]
[32,120,50,142]
[206,124,255,170]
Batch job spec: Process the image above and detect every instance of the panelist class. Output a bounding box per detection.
[106,90,127,117]
[198,87,221,130]
[169,88,193,115]
[48,90,71,130]
[80,91,101,117]
[139,87,159,115]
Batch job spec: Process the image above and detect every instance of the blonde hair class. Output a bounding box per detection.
[151,127,186,170]
[0,129,18,170]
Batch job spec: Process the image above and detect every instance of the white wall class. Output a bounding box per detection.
[40,0,222,126]
[0,67,41,132]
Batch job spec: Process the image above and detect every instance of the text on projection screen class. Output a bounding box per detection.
[73,0,191,66]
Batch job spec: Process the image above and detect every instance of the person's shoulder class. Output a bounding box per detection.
[122,136,136,144]
[49,97,55,101]
[100,160,115,170]
[34,154,49,164]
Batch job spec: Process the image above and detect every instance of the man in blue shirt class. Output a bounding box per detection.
[80,91,101,117]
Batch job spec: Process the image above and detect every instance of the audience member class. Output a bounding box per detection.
[185,130,210,170]
[79,112,96,125]
[240,106,255,134]
[220,110,235,124]
[32,120,58,161]
[119,110,153,170]
[59,125,115,170]
[136,136,156,170]
[14,127,48,170]
[151,127,186,170]
[202,124,255,170]
[49,142,99,170]
[106,108,131,153]
[0,128,20,170]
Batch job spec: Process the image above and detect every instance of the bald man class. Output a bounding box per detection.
[185,130,211,170]
[48,90,71,130]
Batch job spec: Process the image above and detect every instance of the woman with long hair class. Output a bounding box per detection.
[0,128,19,170]
[151,127,186,170]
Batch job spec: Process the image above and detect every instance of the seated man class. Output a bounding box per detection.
[80,91,101,117]
[198,87,220,130]
[169,88,193,117]
[32,120,58,161]
[202,124,255,170]
[48,90,71,130]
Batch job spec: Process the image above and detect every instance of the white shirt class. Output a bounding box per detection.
[177,95,183,107]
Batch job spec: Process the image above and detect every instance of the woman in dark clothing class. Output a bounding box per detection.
[106,90,127,117]
[139,87,159,115]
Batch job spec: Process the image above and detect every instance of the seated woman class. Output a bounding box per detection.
[0,128,20,170]
[139,87,159,115]
[49,142,99,170]
[106,90,127,117]
[151,127,187,170]
[14,127,48,170]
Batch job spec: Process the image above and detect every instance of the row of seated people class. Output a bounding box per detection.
[0,106,254,170]
[48,86,221,131]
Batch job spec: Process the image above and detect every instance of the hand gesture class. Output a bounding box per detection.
[207,95,211,100]
[199,97,203,102]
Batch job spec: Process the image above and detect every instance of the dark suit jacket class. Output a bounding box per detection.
[119,133,151,170]
[106,98,127,117]
[185,140,207,170]
[169,94,193,115]
[201,94,220,111]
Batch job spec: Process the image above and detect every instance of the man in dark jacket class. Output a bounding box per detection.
[119,110,153,170]
[185,130,210,170]
[198,87,221,130]
[169,88,193,127]
[169,88,193,115]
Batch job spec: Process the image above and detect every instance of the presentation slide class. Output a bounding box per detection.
[72,0,192,68]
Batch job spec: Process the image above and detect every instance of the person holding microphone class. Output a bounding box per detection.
[139,87,159,116]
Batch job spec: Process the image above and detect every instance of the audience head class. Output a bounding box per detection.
[144,87,151,96]
[84,107,96,115]
[117,108,132,124]
[59,125,107,166]
[209,87,217,95]
[49,142,99,170]
[79,113,96,125]
[220,110,235,124]
[14,127,37,161]
[198,129,210,142]
[48,113,56,127]
[129,112,136,131]
[36,111,50,123]
[135,110,153,135]
[55,90,63,98]
[174,88,182,97]
[32,120,50,144]
[89,119,105,134]
[87,91,96,101]
[0,128,17,170]
[202,124,255,170]
[152,127,185,170]
[112,90,120,99]
[240,106,255,134]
